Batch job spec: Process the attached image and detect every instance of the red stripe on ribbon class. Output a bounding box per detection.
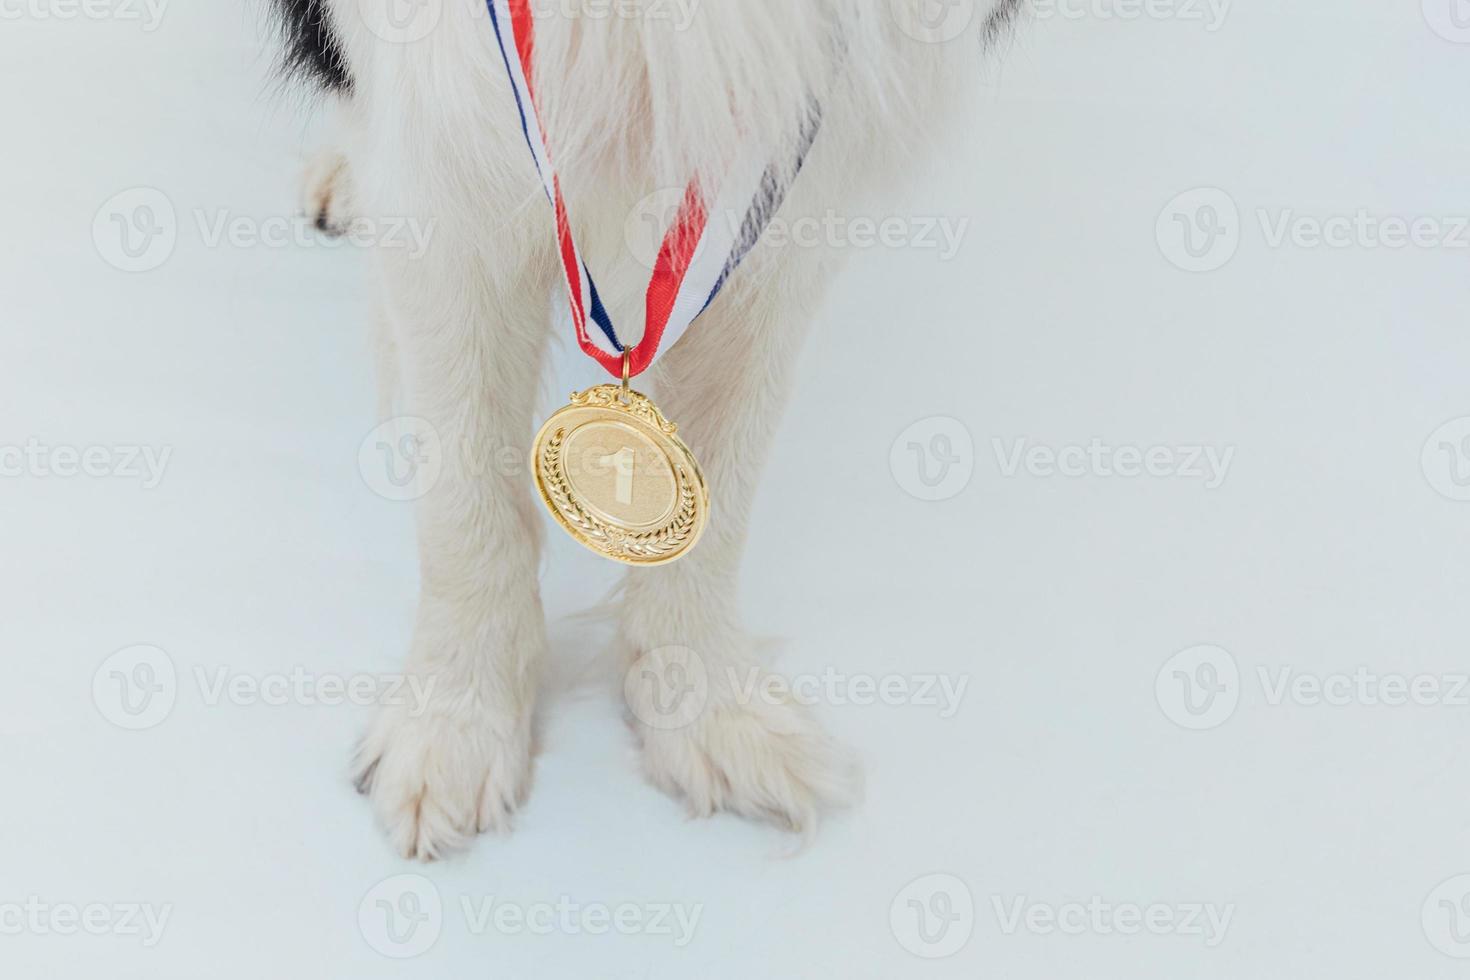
[552,178,586,332]
[508,0,595,348]
[508,0,536,83]
[580,340,624,377]
[632,183,709,376]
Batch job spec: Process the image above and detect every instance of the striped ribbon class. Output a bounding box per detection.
[486,0,817,378]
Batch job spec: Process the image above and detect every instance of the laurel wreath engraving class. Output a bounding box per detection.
[540,425,699,562]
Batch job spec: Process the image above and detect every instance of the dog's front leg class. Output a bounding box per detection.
[617,257,862,837]
[353,237,554,861]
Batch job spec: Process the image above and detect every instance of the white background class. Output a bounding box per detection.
[3,1,1470,977]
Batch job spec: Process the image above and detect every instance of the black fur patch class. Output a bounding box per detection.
[982,0,1025,50]
[272,0,352,93]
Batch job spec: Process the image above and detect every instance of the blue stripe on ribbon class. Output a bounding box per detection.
[700,103,823,314]
[585,266,621,351]
[485,1,542,201]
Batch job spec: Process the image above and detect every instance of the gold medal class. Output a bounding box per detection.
[531,360,709,565]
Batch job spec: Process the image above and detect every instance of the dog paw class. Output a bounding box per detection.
[627,653,862,836]
[352,699,532,861]
[301,148,352,237]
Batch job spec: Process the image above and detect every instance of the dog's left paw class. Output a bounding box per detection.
[628,654,862,836]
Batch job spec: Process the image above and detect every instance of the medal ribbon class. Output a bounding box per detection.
[486,0,817,378]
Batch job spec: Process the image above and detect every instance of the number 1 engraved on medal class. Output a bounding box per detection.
[598,447,636,507]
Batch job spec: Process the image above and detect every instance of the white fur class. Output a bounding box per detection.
[318,0,1008,858]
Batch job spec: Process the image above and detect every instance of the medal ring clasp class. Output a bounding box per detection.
[619,350,632,404]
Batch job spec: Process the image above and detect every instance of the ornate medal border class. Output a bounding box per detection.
[532,385,709,566]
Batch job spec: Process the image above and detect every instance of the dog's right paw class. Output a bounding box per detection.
[352,700,532,861]
[301,149,352,237]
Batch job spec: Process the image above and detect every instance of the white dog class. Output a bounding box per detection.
[273,0,1016,859]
